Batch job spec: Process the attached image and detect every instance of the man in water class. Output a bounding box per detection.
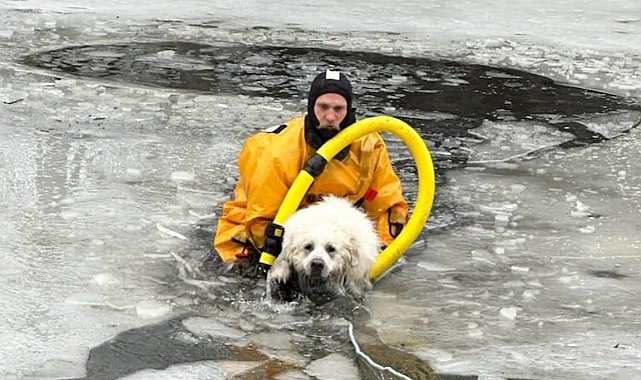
[213,69,409,275]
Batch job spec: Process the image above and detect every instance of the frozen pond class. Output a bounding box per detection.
[1,2,641,380]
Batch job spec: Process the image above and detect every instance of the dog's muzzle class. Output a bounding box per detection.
[309,258,325,280]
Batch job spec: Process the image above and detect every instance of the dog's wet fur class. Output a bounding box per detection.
[268,196,381,303]
[269,269,347,304]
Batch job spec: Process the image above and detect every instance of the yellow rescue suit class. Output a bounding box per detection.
[214,116,409,262]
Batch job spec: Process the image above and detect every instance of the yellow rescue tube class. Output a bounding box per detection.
[266,115,435,281]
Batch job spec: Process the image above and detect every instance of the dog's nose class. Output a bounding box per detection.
[310,259,325,280]
[311,259,325,271]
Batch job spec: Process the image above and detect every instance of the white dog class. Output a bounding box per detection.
[267,195,381,302]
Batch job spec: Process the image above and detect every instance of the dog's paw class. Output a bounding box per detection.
[268,260,291,283]
[267,268,302,303]
[345,279,372,300]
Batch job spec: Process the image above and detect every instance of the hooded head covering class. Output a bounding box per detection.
[304,70,356,159]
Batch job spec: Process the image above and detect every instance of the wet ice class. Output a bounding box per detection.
[305,353,360,380]
[2,1,641,380]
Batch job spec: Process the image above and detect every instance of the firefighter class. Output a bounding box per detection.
[213,69,409,275]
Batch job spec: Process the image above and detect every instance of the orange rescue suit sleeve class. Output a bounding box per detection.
[214,122,302,262]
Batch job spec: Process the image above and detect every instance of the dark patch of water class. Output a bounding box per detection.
[588,269,629,279]
[66,313,263,380]
[22,41,639,154]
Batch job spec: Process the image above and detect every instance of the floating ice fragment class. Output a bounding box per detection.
[241,85,268,92]
[558,275,577,284]
[171,171,195,182]
[222,362,268,378]
[443,77,470,86]
[502,280,525,288]
[136,300,173,319]
[387,75,408,84]
[90,238,105,246]
[126,168,142,176]
[571,200,594,218]
[156,223,188,240]
[510,184,526,193]
[251,332,292,350]
[259,103,284,111]
[156,49,176,59]
[188,210,218,221]
[92,272,120,287]
[183,317,246,339]
[59,210,82,220]
[173,331,200,345]
[122,361,226,379]
[0,30,14,39]
[509,350,530,365]
[418,348,453,363]
[471,249,496,265]
[305,353,360,380]
[468,325,484,339]
[480,203,518,213]
[417,262,457,272]
[243,55,274,65]
[65,292,105,306]
[2,249,26,275]
[500,307,517,320]
[616,83,640,91]
[527,279,543,287]
[37,358,85,379]
[495,213,510,222]
[54,78,77,87]
[579,225,595,234]
[511,266,530,273]
[411,238,427,249]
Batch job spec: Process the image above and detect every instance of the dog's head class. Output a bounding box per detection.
[284,227,355,288]
[271,196,380,303]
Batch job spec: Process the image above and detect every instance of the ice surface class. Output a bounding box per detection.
[273,371,310,380]
[135,300,174,319]
[417,261,457,272]
[182,317,246,339]
[305,353,360,380]
[1,1,641,379]
[499,307,518,321]
[249,331,292,351]
[467,120,575,164]
[91,272,121,287]
[119,361,226,380]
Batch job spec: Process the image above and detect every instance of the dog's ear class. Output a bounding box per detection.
[346,237,360,267]
[280,235,299,260]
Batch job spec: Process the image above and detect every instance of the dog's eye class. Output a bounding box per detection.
[325,244,337,255]
[303,243,314,252]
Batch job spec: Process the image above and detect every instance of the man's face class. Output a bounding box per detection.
[313,93,348,137]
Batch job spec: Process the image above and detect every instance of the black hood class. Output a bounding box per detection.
[304,70,356,160]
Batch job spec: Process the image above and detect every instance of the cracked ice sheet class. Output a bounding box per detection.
[1,1,641,380]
